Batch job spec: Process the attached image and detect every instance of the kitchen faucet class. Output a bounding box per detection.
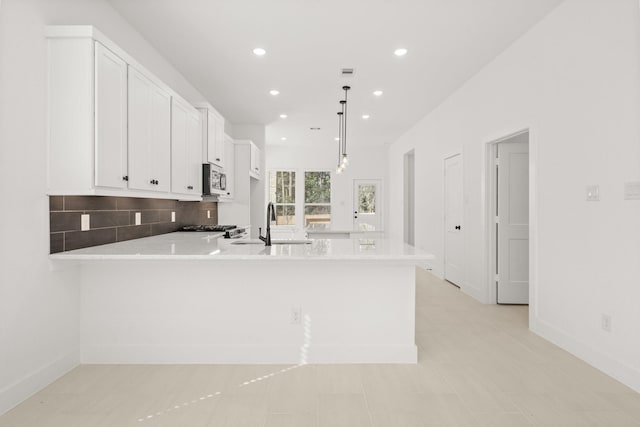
[259,202,276,246]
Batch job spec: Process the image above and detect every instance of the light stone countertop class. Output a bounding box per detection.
[49,232,433,263]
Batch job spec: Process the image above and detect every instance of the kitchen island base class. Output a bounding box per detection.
[80,260,418,364]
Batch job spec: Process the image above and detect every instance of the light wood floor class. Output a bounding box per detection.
[1,269,639,426]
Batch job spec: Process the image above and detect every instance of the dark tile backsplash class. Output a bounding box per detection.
[49,196,218,253]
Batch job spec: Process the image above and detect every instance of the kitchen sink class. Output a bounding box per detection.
[230,239,312,245]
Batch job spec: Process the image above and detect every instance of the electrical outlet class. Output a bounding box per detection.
[291,307,302,325]
[601,314,612,332]
[135,212,141,226]
[624,181,640,200]
[586,185,600,201]
[81,214,90,231]
[171,211,176,222]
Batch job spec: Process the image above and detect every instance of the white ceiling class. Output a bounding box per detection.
[107,0,563,149]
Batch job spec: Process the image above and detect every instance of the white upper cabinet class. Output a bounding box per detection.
[249,141,261,179]
[218,134,235,201]
[94,42,128,189]
[46,26,203,201]
[199,105,226,169]
[128,66,172,193]
[171,97,202,196]
[47,32,131,195]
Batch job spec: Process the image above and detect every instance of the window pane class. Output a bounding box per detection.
[305,172,331,203]
[275,205,295,225]
[304,205,331,229]
[270,171,295,204]
[358,184,376,214]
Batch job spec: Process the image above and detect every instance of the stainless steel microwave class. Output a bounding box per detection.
[202,164,227,196]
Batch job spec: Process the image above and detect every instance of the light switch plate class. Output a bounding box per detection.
[171,211,176,222]
[135,212,141,225]
[624,181,640,200]
[586,185,600,201]
[81,214,90,231]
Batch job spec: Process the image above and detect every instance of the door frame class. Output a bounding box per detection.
[403,150,415,245]
[483,126,537,310]
[443,152,463,287]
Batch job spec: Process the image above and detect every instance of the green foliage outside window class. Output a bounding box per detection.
[270,171,295,225]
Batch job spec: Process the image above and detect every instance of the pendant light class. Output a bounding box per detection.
[336,111,343,174]
[335,86,351,174]
[342,86,350,167]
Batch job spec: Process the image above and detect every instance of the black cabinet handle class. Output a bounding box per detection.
[187,185,193,190]
[215,158,220,161]
[122,175,129,181]
[455,225,461,230]
[150,179,154,184]
[227,192,230,195]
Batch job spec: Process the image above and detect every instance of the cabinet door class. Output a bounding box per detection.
[128,66,171,192]
[207,111,225,168]
[218,135,234,201]
[150,87,171,193]
[171,99,188,194]
[249,142,261,179]
[214,114,225,169]
[207,111,222,166]
[94,42,127,189]
[186,111,202,194]
[171,98,201,195]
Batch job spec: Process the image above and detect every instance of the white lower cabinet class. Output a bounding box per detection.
[127,66,171,193]
[171,97,202,196]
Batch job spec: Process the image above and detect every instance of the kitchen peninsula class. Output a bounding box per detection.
[51,233,433,364]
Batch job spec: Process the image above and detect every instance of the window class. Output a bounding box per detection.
[269,171,296,225]
[358,184,376,214]
[304,171,331,229]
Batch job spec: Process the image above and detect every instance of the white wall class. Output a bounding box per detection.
[231,125,267,238]
[0,0,208,415]
[388,0,640,391]
[267,143,388,231]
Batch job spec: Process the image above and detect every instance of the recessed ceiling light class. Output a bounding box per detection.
[279,114,288,119]
[269,89,280,96]
[373,90,383,96]
[252,47,266,56]
[394,48,408,57]
[362,114,370,119]
[280,137,287,141]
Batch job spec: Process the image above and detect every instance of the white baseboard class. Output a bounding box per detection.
[462,281,490,304]
[81,344,418,365]
[0,351,79,416]
[531,317,640,393]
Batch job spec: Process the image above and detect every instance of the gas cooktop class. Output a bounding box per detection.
[180,225,237,232]
[180,224,247,239]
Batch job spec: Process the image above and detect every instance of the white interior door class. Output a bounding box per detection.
[497,139,529,304]
[353,180,382,231]
[444,154,464,286]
